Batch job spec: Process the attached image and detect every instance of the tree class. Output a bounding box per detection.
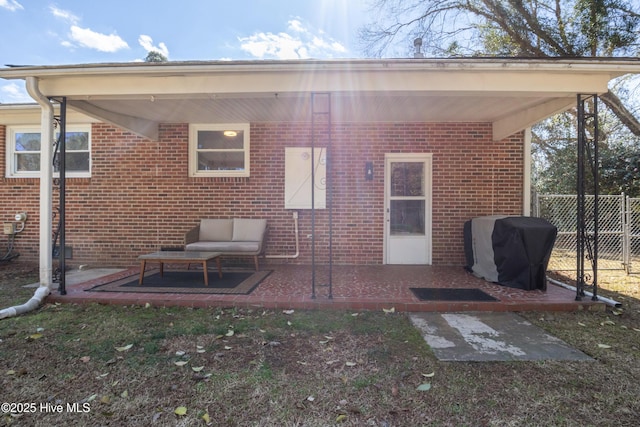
[145,51,168,63]
[359,0,640,136]
[359,0,640,196]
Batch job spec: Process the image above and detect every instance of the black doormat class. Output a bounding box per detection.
[85,270,271,295]
[410,288,499,302]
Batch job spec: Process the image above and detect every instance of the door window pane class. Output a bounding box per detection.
[390,162,424,196]
[390,200,425,235]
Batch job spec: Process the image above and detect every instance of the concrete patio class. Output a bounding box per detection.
[45,264,606,312]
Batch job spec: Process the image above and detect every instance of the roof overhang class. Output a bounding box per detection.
[2,58,639,141]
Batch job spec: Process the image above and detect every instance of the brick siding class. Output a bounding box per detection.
[1,122,523,267]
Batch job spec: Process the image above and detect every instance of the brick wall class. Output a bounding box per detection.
[1,122,523,267]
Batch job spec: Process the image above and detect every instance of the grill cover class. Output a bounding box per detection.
[464,216,557,291]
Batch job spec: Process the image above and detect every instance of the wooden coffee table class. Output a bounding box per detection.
[137,251,222,286]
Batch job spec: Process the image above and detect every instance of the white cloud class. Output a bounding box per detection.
[49,6,128,54]
[239,18,348,60]
[138,35,169,58]
[49,5,79,24]
[69,25,129,53]
[288,19,305,33]
[0,0,23,11]
[0,82,32,103]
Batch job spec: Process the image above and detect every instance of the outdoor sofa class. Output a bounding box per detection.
[184,218,267,270]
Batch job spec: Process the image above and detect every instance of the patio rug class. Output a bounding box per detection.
[85,270,271,295]
[410,288,499,302]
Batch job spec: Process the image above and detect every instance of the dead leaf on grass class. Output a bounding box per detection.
[174,406,187,416]
[191,366,204,372]
[83,394,98,403]
[115,344,133,352]
[27,333,43,340]
[80,356,91,363]
[597,343,612,349]
[336,414,347,422]
[174,361,188,367]
[422,372,435,378]
[417,383,432,391]
[382,307,395,314]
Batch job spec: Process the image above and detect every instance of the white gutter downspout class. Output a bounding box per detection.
[547,277,621,308]
[0,77,53,319]
[523,128,532,216]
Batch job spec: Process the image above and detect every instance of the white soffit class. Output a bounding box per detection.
[1,58,637,141]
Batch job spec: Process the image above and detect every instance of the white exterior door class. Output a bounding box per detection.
[384,154,432,264]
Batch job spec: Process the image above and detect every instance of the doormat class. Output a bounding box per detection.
[85,270,271,295]
[410,287,499,302]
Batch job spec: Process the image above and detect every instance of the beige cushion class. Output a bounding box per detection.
[232,218,267,241]
[186,241,261,253]
[199,219,233,241]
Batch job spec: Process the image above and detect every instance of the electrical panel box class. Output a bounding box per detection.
[3,223,16,235]
[284,147,326,209]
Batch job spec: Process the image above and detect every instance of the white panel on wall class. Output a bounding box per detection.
[284,147,326,209]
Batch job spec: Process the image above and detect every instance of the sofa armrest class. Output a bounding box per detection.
[258,224,269,254]
[184,225,200,245]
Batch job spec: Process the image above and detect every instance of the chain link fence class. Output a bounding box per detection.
[628,197,640,273]
[535,194,635,272]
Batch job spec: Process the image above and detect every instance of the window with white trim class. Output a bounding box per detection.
[189,123,250,177]
[6,125,91,178]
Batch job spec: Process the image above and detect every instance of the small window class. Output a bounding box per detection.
[189,124,250,177]
[6,125,91,178]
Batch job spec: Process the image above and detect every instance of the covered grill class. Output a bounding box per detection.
[464,216,557,291]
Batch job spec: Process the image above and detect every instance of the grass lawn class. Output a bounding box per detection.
[1,262,639,426]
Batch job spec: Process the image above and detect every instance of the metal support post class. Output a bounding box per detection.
[576,94,599,301]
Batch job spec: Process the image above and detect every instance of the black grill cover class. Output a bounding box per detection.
[464,216,557,291]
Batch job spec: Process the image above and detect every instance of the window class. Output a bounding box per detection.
[6,125,91,178]
[189,124,250,177]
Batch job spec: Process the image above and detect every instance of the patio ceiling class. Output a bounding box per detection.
[2,58,640,141]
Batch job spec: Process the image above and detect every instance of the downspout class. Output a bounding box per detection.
[547,277,620,308]
[0,77,53,319]
[265,211,300,259]
[523,128,532,216]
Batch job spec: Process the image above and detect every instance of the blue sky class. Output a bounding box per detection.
[0,0,371,103]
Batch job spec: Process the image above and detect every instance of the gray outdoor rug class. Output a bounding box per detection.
[410,312,593,362]
[85,269,271,295]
